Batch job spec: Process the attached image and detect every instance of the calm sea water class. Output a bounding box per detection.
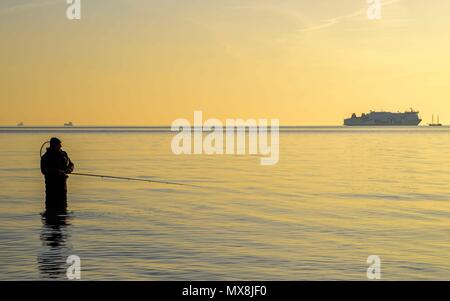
[0,127,449,280]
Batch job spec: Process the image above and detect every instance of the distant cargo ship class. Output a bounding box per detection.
[344,109,422,126]
[64,122,74,127]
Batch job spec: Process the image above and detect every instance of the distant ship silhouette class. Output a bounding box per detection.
[344,108,421,126]
[429,115,442,127]
[64,122,74,127]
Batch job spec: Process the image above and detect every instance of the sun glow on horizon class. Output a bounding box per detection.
[1,0,450,126]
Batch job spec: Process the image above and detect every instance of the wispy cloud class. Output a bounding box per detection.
[299,0,404,32]
[0,0,61,16]
[224,3,312,24]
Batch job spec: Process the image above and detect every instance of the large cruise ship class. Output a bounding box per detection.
[344,109,422,126]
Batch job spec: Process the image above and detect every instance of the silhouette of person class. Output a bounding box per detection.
[40,137,74,211]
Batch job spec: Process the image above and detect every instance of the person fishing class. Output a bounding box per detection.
[40,137,74,211]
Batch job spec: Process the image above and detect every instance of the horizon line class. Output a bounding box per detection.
[0,125,446,128]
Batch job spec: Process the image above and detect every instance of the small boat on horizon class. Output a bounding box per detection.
[429,115,442,127]
[64,122,74,127]
[17,122,24,126]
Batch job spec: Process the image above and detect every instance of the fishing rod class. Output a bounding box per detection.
[70,172,201,188]
[40,141,201,188]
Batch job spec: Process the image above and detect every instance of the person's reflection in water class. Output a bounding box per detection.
[38,204,73,280]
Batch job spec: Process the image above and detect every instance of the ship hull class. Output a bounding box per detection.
[344,120,422,126]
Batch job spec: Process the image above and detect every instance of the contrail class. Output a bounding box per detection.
[299,0,404,32]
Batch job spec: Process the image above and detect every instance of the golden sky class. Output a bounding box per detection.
[1,0,449,125]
